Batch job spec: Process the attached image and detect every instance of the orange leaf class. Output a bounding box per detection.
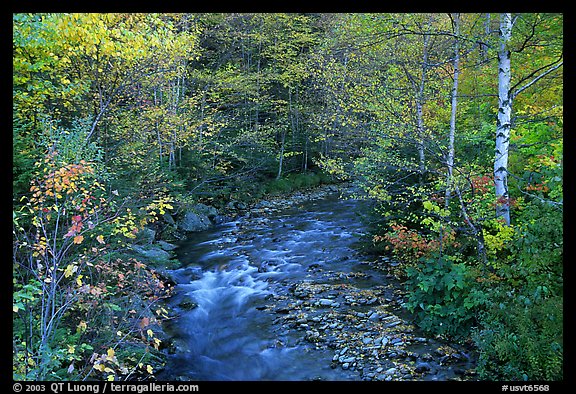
[73,235,84,244]
[139,317,150,328]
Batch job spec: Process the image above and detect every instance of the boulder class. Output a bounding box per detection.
[194,203,218,220]
[214,215,232,225]
[177,203,219,232]
[158,240,178,251]
[178,211,212,232]
[131,244,172,262]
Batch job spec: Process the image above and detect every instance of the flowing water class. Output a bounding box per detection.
[158,189,476,381]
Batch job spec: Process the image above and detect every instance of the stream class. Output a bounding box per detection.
[158,186,477,381]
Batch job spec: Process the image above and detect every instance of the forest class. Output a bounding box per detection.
[13,13,563,382]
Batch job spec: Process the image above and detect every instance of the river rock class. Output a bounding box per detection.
[177,299,198,311]
[415,362,431,373]
[158,240,178,251]
[385,367,397,375]
[213,215,232,225]
[130,244,171,262]
[195,203,218,219]
[318,298,338,307]
[178,211,212,232]
[368,312,381,321]
[177,203,219,232]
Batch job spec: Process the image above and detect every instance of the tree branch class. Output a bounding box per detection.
[510,56,563,100]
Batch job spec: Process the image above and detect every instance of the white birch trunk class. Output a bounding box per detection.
[277,129,285,180]
[445,13,460,206]
[494,13,513,226]
[416,34,430,183]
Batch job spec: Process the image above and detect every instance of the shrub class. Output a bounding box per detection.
[472,200,563,381]
[473,293,563,380]
[404,253,488,338]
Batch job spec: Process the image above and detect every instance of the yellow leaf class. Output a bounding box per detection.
[107,375,115,381]
[76,275,83,286]
[73,235,84,244]
[13,305,19,313]
[68,345,75,354]
[107,348,115,359]
[94,363,106,372]
[96,235,105,244]
[146,329,154,337]
[64,264,77,278]
[78,321,87,331]
[146,365,153,374]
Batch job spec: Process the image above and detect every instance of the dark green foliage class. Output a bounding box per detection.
[404,254,488,338]
[264,172,326,195]
[12,112,42,200]
[473,294,563,381]
[508,201,563,291]
[471,200,563,380]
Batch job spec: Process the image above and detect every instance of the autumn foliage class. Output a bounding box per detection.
[374,222,459,265]
[13,150,172,380]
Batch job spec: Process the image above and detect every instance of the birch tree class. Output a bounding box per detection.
[494,13,514,226]
[494,13,563,226]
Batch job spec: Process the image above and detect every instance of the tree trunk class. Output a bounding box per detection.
[154,87,163,166]
[416,33,430,184]
[277,129,286,180]
[438,13,461,255]
[303,136,308,172]
[480,13,491,62]
[445,13,460,206]
[494,13,513,226]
